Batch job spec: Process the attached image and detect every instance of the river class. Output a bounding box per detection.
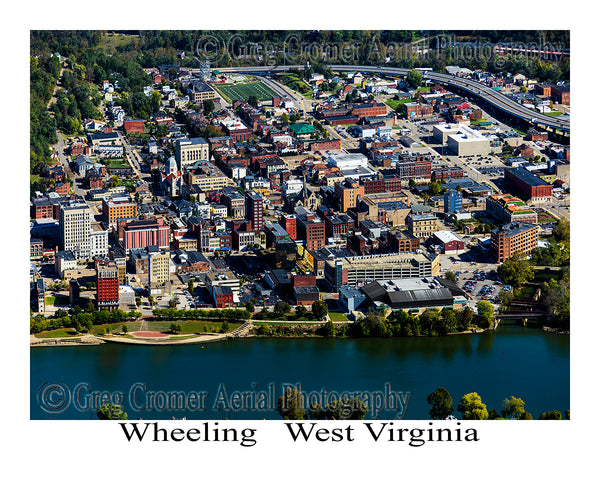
[30,325,569,420]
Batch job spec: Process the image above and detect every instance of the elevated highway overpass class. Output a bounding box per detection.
[212,64,570,136]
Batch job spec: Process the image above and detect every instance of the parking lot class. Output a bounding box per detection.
[457,269,512,306]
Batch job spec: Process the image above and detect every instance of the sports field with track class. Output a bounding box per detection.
[213,81,278,102]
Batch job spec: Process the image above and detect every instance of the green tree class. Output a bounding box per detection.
[277,388,307,420]
[312,300,328,319]
[220,321,229,333]
[501,396,526,419]
[458,392,489,420]
[168,323,182,334]
[325,397,368,420]
[245,301,255,313]
[426,387,454,419]
[552,219,570,243]
[97,403,128,420]
[188,279,194,295]
[406,69,423,88]
[429,181,441,195]
[203,99,215,116]
[539,410,562,420]
[280,113,289,126]
[445,271,457,283]
[322,320,335,337]
[476,300,494,328]
[274,301,291,315]
[122,324,128,334]
[497,254,534,290]
[295,305,307,318]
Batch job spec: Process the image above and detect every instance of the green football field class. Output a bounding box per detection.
[213,82,279,102]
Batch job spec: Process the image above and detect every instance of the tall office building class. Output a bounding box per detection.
[96,263,119,310]
[59,202,91,260]
[443,189,463,214]
[175,137,210,171]
[245,190,264,232]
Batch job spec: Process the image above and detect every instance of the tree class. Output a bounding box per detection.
[122,324,128,334]
[325,397,368,420]
[188,279,194,295]
[277,388,307,420]
[312,300,328,319]
[168,323,182,334]
[280,113,289,126]
[445,271,457,283]
[220,321,229,333]
[552,219,570,243]
[274,301,291,316]
[203,99,215,116]
[476,300,494,328]
[429,181,441,195]
[97,403,128,420]
[295,305,307,318]
[322,320,335,337]
[426,387,454,419]
[497,254,534,290]
[148,295,155,306]
[458,392,489,420]
[501,396,526,419]
[539,410,562,420]
[406,69,423,89]
[245,301,255,313]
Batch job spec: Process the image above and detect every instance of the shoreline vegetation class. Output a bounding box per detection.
[30,314,568,348]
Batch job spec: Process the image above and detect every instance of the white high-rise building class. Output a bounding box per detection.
[90,223,109,258]
[175,137,210,171]
[59,203,91,260]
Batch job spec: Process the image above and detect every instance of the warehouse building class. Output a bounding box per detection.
[361,277,468,313]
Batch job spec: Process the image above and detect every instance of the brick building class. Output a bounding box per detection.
[123,119,145,133]
[120,218,170,253]
[279,214,297,240]
[504,168,552,203]
[490,222,539,262]
[96,263,119,310]
[245,190,264,232]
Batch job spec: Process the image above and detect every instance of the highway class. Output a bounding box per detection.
[215,64,570,133]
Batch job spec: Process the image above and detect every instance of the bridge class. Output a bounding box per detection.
[213,64,570,137]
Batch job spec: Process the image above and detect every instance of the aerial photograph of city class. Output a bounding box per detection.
[29,30,570,423]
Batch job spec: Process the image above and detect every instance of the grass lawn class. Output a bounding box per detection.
[91,321,143,335]
[213,82,279,103]
[104,159,130,169]
[544,111,564,117]
[537,211,559,223]
[146,320,240,334]
[328,312,349,322]
[35,328,81,339]
[385,98,413,110]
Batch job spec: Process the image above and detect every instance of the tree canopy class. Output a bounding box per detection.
[498,254,534,290]
[458,392,489,420]
[426,387,454,420]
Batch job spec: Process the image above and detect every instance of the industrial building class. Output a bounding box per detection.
[360,277,468,313]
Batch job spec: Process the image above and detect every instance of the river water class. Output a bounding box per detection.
[30,325,569,420]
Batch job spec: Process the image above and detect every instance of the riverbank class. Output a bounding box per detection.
[30,334,105,347]
[30,322,253,347]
